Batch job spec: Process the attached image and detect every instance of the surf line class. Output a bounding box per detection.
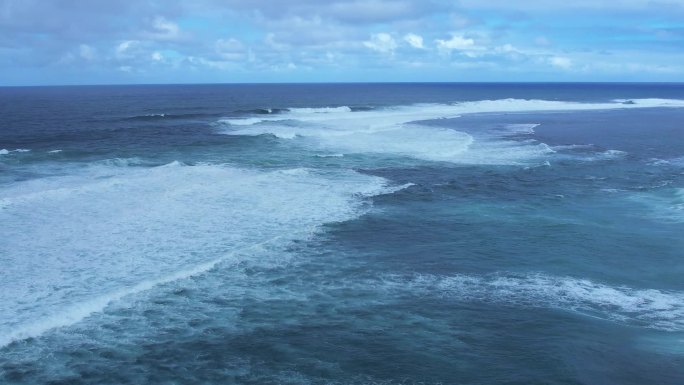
[0,234,291,348]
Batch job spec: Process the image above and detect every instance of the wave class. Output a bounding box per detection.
[381,273,684,331]
[221,117,274,126]
[216,98,684,165]
[233,108,289,115]
[0,162,406,347]
[232,106,373,116]
[235,98,684,126]
[551,144,629,162]
[314,153,345,158]
[0,149,30,155]
[288,106,353,114]
[552,144,595,151]
[631,187,684,223]
[584,149,628,161]
[218,98,684,127]
[122,112,216,122]
[501,123,539,135]
[97,157,148,167]
[612,98,684,107]
[647,156,684,167]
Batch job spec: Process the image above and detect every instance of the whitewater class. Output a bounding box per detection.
[1,83,684,385]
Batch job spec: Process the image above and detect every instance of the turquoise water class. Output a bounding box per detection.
[1,84,684,384]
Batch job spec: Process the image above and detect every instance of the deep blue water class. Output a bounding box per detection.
[1,83,684,384]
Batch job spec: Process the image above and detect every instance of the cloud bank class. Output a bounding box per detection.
[0,0,683,84]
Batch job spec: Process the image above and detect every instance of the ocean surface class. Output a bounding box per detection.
[1,83,684,385]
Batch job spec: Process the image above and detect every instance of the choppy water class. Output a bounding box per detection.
[1,83,684,384]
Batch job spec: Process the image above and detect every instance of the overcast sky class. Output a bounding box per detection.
[1,0,684,85]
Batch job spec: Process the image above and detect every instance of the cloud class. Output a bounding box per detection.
[549,56,573,69]
[144,16,183,41]
[363,33,398,53]
[256,16,360,48]
[404,33,424,49]
[116,40,140,59]
[1,0,684,84]
[435,34,485,57]
[79,44,96,61]
[457,0,684,12]
[215,38,246,61]
[216,38,244,51]
[327,0,440,23]
[198,0,449,24]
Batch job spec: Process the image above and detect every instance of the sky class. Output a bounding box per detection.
[1,0,684,85]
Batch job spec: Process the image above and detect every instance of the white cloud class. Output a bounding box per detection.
[4,0,684,83]
[549,56,573,69]
[436,34,474,51]
[435,34,484,57]
[457,0,681,11]
[216,38,244,51]
[404,33,424,49]
[328,0,423,23]
[140,16,183,42]
[79,44,96,61]
[115,40,156,62]
[116,40,139,58]
[363,33,398,53]
[215,38,246,61]
[265,33,289,51]
[151,16,180,39]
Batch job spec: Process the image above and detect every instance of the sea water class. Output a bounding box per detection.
[1,83,684,384]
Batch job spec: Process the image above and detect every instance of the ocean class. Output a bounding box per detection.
[1,83,684,384]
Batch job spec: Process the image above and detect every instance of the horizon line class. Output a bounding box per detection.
[2,81,684,88]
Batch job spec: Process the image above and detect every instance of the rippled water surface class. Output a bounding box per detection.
[1,83,684,384]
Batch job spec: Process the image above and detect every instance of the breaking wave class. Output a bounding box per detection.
[381,273,684,331]
[0,161,407,347]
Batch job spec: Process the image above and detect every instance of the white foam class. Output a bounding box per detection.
[613,98,684,107]
[0,162,399,347]
[639,188,684,222]
[552,144,595,151]
[379,182,415,195]
[314,153,345,158]
[501,123,539,135]
[218,98,684,165]
[605,149,627,157]
[222,118,547,165]
[220,117,271,126]
[288,106,352,114]
[648,157,684,167]
[386,273,684,331]
[594,149,628,160]
[97,157,146,167]
[0,149,30,155]
[312,125,477,163]
[48,150,63,154]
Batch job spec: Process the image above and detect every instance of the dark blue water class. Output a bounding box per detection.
[1,83,684,384]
